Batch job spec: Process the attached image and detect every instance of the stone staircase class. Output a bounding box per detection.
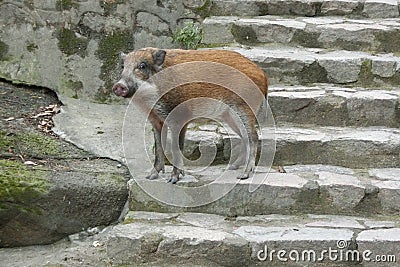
[110,1,400,266]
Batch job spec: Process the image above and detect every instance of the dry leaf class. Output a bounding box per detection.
[24,160,38,166]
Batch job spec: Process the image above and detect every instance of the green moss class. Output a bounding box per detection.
[60,79,82,99]
[0,132,13,150]
[56,0,79,11]
[56,28,89,57]
[198,43,232,49]
[100,0,126,16]
[193,0,212,18]
[358,59,374,86]
[0,40,9,61]
[98,173,126,185]
[24,0,34,9]
[26,42,38,52]
[0,160,49,214]
[0,131,61,157]
[96,30,133,102]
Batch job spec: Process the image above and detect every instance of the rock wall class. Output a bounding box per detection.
[0,0,210,102]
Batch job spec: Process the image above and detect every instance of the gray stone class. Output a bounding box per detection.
[374,180,400,214]
[317,51,364,83]
[136,12,170,36]
[267,0,319,16]
[269,85,400,127]
[107,223,249,266]
[124,211,179,223]
[234,226,354,260]
[363,0,400,18]
[364,220,396,229]
[317,172,365,211]
[210,0,397,18]
[220,46,400,86]
[177,213,226,228]
[369,168,400,181]
[320,0,361,15]
[180,130,223,164]
[272,125,400,169]
[372,57,398,77]
[53,97,128,162]
[234,226,354,242]
[202,16,237,44]
[305,217,365,229]
[210,0,268,16]
[283,164,355,175]
[346,90,399,127]
[358,227,400,241]
[203,16,400,52]
[357,228,400,267]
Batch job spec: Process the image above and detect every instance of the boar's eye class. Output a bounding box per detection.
[138,62,147,70]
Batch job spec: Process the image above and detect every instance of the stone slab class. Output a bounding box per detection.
[210,0,400,18]
[269,85,400,127]
[203,16,400,52]
[2,212,400,266]
[363,0,400,18]
[128,164,400,216]
[357,228,400,266]
[212,46,400,86]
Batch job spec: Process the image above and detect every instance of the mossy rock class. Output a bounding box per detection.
[96,30,133,102]
[193,0,212,18]
[55,0,79,11]
[0,160,49,215]
[0,40,9,61]
[100,0,126,16]
[56,28,89,57]
[0,159,129,247]
[0,131,62,157]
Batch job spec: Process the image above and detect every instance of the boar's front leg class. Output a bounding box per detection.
[168,123,187,184]
[146,121,167,180]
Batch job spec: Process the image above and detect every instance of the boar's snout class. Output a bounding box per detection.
[113,82,130,97]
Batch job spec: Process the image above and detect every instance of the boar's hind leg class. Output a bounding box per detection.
[223,111,247,171]
[223,111,257,179]
[146,124,167,180]
[168,123,188,184]
[239,125,258,180]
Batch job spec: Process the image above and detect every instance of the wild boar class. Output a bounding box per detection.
[113,47,268,184]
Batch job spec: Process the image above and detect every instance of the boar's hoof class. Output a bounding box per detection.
[237,173,250,180]
[146,172,160,180]
[168,176,179,184]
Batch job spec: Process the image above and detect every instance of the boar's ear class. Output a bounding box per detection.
[152,50,166,67]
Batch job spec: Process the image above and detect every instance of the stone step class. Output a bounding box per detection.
[272,126,399,168]
[176,125,400,169]
[107,211,400,265]
[268,85,400,127]
[128,165,400,217]
[210,0,400,18]
[203,16,400,53]
[205,45,400,87]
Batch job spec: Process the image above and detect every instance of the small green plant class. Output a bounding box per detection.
[173,22,203,50]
